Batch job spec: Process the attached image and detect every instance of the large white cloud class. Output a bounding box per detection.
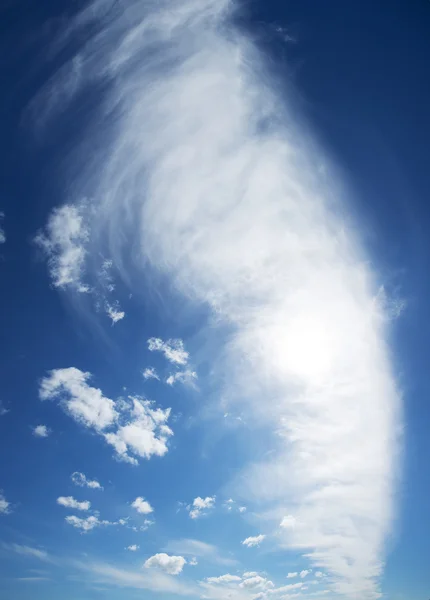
[144,553,186,576]
[131,497,153,515]
[39,368,173,464]
[33,0,402,597]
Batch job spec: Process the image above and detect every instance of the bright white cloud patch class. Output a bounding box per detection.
[33,425,50,438]
[144,553,186,576]
[34,204,89,292]
[166,370,197,387]
[148,338,189,366]
[39,368,172,464]
[286,573,298,579]
[105,302,125,324]
[127,544,139,552]
[241,535,265,548]
[57,496,90,511]
[71,471,103,490]
[34,0,402,597]
[206,574,242,584]
[280,515,296,529]
[300,570,311,579]
[142,367,159,381]
[9,544,50,561]
[0,492,10,514]
[131,497,153,515]
[188,496,215,519]
[65,515,110,532]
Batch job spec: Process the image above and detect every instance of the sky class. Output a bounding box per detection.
[0,1,429,600]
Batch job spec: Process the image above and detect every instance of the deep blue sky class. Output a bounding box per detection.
[1,1,430,599]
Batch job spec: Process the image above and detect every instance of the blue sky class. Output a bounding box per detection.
[0,1,429,599]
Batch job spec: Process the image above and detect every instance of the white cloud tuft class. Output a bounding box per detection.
[127,544,139,552]
[189,557,198,566]
[0,492,11,514]
[33,425,50,438]
[0,211,6,244]
[188,496,215,519]
[106,302,125,324]
[144,553,186,575]
[300,570,311,579]
[148,338,189,366]
[241,535,265,548]
[142,367,160,381]
[280,515,296,530]
[71,472,103,490]
[286,573,298,579]
[32,1,402,597]
[65,515,111,532]
[166,370,197,387]
[206,574,242,584]
[131,497,153,515]
[35,204,90,292]
[57,496,90,511]
[9,544,50,561]
[40,369,172,464]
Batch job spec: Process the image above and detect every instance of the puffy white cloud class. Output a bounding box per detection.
[0,492,11,514]
[127,544,139,552]
[166,369,197,387]
[144,553,186,575]
[57,496,91,511]
[106,302,125,324]
[238,506,247,513]
[148,338,189,366]
[142,367,159,381]
[34,204,90,292]
[243,572,259,578]
[33,0,402,596]
[286,573,298,579]
[189,557,198,566]
[240,576,273,589]
[131,497,153,515]
[65,515,109,532]
[300,570,311,579]
[40,369,173,464]
[280,515,296,529]
[39,367,117,431]
[241,535,265,548]
[33,425,50,438]
[207,574,242,584]
[0,211,5,244]
[188,496,215,519]
[71,472,103,490]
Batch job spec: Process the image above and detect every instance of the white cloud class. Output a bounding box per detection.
[9,544,50,562]
[40,369,172,464]
[71,471,103,490]
[33,425,50,438]
[207,574,242,584]
[241,535,265,548]
[34,203,90,292]
[143,367,160,381]
[148,338,189,366]
[240,576,273,589]
[166,369,197,387]
[243,572,259,578]
[300,570,311,579]
[189,557,198,566]
[127,544,139,552]
[0,401,9,416]
[238,506,247,513]
[34,0,402,597]
[188,496,215,519]
[0,492,11,514]
[0,211,5,244]
[267,582,304,594]
[286,573,298,579]
[106,302,125,324]
[131,497,153,515]
[315,572,324,578]
[164,539,236,567]
[144,553,186,576]
[280,515,296,529]
[57,496,91,511]
[65,515,109,532]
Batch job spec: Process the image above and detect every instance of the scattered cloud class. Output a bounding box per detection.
[148,338,189,366]
[189,557,198,566]
[240,575,273,589]
[280,515,296,529]
[315,572,324,578]
[286,573,298,579]
[142,367,160,381]
[241,535,265,548]
[0,211,5,244]
[164,539,237,567]
[8,544,50,562]
[238,506,247,513]
[0,492,11,514]
[144,553,186,576]
[106,302,125,324]
[206,574,242,584]
[34,204,90,292]
[65,515,110,532]
[0,401,9,416]
[166,369,197,387]
[188,496,215,519]
[243,572,259,578]
[57,496,91,511]
[71,471,103,490]
[40,368,173,464]
[131,497,153,515]
[127,544,139,552]
[33,425,50,438]
[300,570,311,579]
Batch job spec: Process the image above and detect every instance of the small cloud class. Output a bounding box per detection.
[106,302,125,324]
[189,557,198,566]
[166,369,197,387]
[188,496,215,519]
[126,544,139,552]
[71,472,103,490]
[241,534,265,548]
[315,571,324,578]
[65,515,110,532]
[142,367,160,381]
[144,553,186,575]
[0,492,11,514]
[8,544,50,561]
[300,570,311,579]
[286,572,298,578]
[0,402,9,416]
[240,575,273,589]
[238,506,247,513]
[207,574,242,584]
[33,425,50,438]
[131,497,153,515]
[148,337,189,366]
[280,515,296,529]
[57,496,90,511]
[243,572,259,578]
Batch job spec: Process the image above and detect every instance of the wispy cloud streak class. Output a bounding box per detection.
[34,0,402,597]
